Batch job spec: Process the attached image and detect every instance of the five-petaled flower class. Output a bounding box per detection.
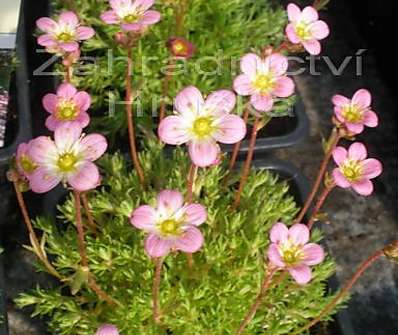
[43,83,91,131]
[167,36,195,59]
[332,89,378,135]
[332,142,382,196]
[285,3,329,55]
[130,190,207,258]
[16,141,38,179]
[233,53,295,112]
[267,223,325,285]
[158,86,246,167]
[95,324,119,335]
[27,122,107,193]
[101,0,161,32]
[36,11,95,53]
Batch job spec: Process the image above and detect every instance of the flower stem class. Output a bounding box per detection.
[186,163,197,203]
[73,191,120,306]
[81,192,97,234]
[159,57,176,123]
[307,184,335,230]
[291,246,387,335]
[295,127,341,223]
[126,48,145,185]
[152,257,163,324]
[235,267,284,335]
[12,179,62,280]
[175,0,188,35]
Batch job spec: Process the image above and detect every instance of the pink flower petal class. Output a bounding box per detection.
[121,23,142,31]
[302,39,321,56]
[183,204,207,226]
[346,122,364,135]
[332,94,350,107]
[288,265,312,285]
[145,234,172,257]
[141,10,161,25]
[188,141,220,167]
[42,93,58,113]
[233,74,254,96]
[158,116,190,145]
[80,134,108,161]
[60,41,80,52]
[309,20,329,40]
[363,110,378,127]
[95,324,119,335]
[76,26,95,40]
[68,161,100,191]
[286,24,300,44]
[204,90,236,114]
[30,167,61,193]
[54,122,82,150]
[157,190,184,214]
[36,17,58,32]
[348,142,367,161]
[302,243,325,266]
[288,224,309,245]
[250,94,273,112]
[213,114,246,144]
[110,0,127,10]
[130,205,156,231]
[287,3,301,23]
[174,226,204,253]
[135,0,155,11]
[273,76,295,98]
[174,86,204,115]
[266,53,289,76]
[332,146,348,166]
[352,89,371,108]
[270,222,289,243]
[57,83,77,99]
[334,107,345,123]
[240,53,262,77]
[59,11,79,26]
[332,169,351,188]
[73,91,91,112]
[75,111,90,128]
[101,10,119,24]
[45,115,61,131]
[362,159,382,179]
[37,34,57,47]
[301,6,319,22]
[267,243,286,268]
[28,136,58,164]
[352,179,373,196]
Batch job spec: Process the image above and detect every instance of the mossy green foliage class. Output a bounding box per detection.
[50,0,294,141]
[16,141,341,334]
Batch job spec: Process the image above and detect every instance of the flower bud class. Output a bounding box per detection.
[384,240,398,263]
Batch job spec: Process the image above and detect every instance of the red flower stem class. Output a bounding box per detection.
[12,179,62,280]
[295,127,341,223]
[152,257,163,324]
[233,116,261,209]
[126,48,145,185]
[81,192,97,234]
[291,247,387,335]
[235,268,285,335]
[159,57,176,123]
[307,184,335,230]
[186,163,197,203]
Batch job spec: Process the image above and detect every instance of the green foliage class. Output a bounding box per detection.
[16,142,342,334]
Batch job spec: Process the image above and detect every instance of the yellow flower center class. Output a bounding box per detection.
[174,42,186,53]
[57,153,78,172]
[56,100,78,121]
[19,155,37,174]
[158,219,182,237]
[123,13,141,23]
[56,31,75,42]
[279,240,304,266]
[192,117,214,139]
[341,159,363,182]
[342,104,363,123]
[295,22,311,40]
[253,73,275,94]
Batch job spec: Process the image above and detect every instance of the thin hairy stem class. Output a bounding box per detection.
[186,163,197,203]
[159,57,176,123]
[81,192,97,234]
[307,185,335,230]
[152,257,163,324]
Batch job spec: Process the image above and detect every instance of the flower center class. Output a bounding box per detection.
[279,240,304,266]
[341,159,363,182]
[123,13,141,23]
[56,31,75,42]
[174,42,186,53]
[19,155,37,174]
[295,22,311,40]
[192,117,214,139]
[56,100,78,121]
[253,73,275,93]
[342,104,363,123]
[57,153,78,172]
[159,219,182,237]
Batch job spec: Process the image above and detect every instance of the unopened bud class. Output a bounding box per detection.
[384,240,398,263]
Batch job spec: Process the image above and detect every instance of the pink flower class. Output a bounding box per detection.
[101,0,161,32]
[43,83,91,131]
[130,190,207,258]
[332,142,382,196]
[27,122,107,193]
[332,89,378,134]
[36,11,95,53]
[16,141,38,179]
[167,36,195,59]
[233,53,295,112]
[95,324,119,335]
[267,223,325,285]
[158,86,246,167]
[285,3,329,55]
